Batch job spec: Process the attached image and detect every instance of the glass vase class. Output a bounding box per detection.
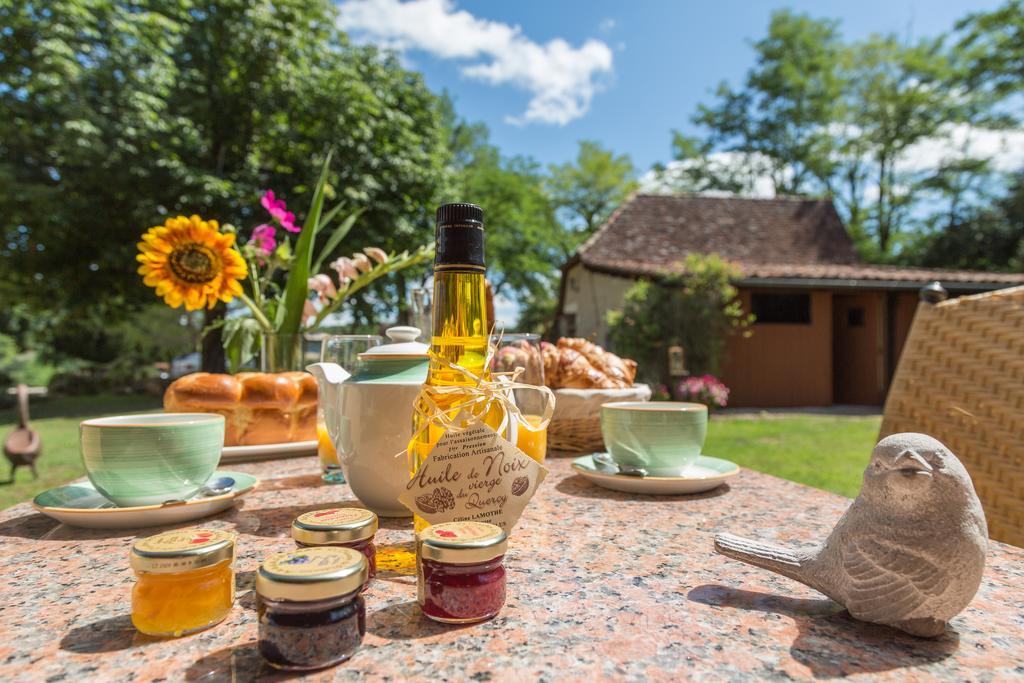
[260,332,306,373]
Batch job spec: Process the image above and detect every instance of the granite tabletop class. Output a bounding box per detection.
[0,455,1022,682]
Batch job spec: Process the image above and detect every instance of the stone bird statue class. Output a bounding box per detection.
[715,433,987,637]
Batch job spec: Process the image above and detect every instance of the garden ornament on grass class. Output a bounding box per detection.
[715,433,987,637]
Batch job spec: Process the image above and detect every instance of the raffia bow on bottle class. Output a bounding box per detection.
[406,343,555,470]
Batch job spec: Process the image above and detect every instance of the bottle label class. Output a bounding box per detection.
[399,421,547,532]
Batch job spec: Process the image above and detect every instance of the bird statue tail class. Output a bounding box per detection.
[714,533,808,585]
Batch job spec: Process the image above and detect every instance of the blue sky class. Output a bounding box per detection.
[337,0,1006,173]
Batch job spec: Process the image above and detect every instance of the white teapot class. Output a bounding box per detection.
[307,326,427,517]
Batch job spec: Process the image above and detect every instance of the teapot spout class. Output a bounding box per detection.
[306,362,350,445]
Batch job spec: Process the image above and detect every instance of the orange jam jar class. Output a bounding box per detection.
[291,508,378,590]
[130,528,236,637]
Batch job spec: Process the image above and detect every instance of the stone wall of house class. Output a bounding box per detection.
[558,264,636,345]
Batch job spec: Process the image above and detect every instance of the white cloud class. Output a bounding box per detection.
[642,125,1024,199]
[337,0,613,125]
[640,152,783,198]
[599,18,616,33]
[897,124,1024,174]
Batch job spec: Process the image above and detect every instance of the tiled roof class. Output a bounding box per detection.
[575,194,1024,288]
[577,193,860,271]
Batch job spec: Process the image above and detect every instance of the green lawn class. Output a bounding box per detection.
[0,394,162,510]
[0,395,880,510]
[705,414,881,498]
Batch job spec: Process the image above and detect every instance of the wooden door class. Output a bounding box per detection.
[833,293,885,405]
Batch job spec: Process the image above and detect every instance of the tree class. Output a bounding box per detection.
[692,11,844,197]
[546,140,637,240]
[907,173,1024,271]
[0,0,451,368]
[838,35,957,256]
[954,0,1024,110]
[683,11,968,257]
[442,105,567,332]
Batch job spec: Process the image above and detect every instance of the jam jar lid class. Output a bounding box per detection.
[130,528,235,573]
[419,522,508,564]
[291,507,378,545]
[256,547,368,602]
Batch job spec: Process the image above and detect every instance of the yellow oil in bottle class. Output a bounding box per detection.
[408,204,505,531]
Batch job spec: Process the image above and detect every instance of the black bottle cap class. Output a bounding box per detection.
[436,203,483,228]
[435,203,484,271]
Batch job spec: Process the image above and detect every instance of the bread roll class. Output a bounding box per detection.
[164,372,318,446]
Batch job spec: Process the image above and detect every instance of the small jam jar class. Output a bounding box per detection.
[417,521,507,624]
[291,508,378,589]
[130,528,236,637]
[256,546,368,671]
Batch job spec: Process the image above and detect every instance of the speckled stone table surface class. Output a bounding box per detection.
[1,456,1022,682]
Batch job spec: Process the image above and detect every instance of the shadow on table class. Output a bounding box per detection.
[368,599,475,641]
[688,584,959,678]
[555,474,731,501]
[256,474,324,493]
[60,614,149,654]
[186,642,294,682]
[0,512,60,539]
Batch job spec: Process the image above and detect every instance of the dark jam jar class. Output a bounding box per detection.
[291,508,378,590]
[255,546,368,671]
[417,521,507,624]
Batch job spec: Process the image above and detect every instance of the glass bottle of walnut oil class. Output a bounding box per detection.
[407,203,507,531]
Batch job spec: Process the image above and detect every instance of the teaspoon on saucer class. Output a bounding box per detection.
[591,452,648,477]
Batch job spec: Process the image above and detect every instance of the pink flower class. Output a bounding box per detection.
[279,210,299,233]
[248,224,276,258]
[330,256,359,283]
[260,190,300,233]
[364,247,388,264]
[307,273,337,302]
[351,253,372,273]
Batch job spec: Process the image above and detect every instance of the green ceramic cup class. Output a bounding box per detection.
[600,402,708,473]
[79,413,224,506]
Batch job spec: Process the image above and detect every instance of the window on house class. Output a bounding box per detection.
[751,293,811,324]
[847,307,865,327]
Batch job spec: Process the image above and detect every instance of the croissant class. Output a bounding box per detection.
[557,348,618,389]
[557,338,634,388]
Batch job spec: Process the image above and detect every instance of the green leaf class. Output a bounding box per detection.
[312,208,363,273]
[276,150,333,335]
[222,317,264,373]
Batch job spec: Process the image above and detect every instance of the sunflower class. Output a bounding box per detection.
[137,215,247,311]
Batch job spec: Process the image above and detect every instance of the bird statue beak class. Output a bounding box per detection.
[891,449,934,476]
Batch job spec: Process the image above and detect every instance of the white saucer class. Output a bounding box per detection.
[32,470,259,529]
[571,454,739,495]
[220,440,317,464]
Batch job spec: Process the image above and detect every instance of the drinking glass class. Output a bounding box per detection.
[489,332,549,463]
[410,287,432,343]
[317,334,383,483]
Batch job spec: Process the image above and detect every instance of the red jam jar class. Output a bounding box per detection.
[417,521,507,624]
[291,508,378,589]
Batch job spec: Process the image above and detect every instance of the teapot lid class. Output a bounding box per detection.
[359,326,428,361]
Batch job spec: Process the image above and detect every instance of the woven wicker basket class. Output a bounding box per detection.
[548,385,652,454]
[881,285,1024,548]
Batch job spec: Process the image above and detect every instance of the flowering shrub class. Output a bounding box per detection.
[675,375,730,410]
